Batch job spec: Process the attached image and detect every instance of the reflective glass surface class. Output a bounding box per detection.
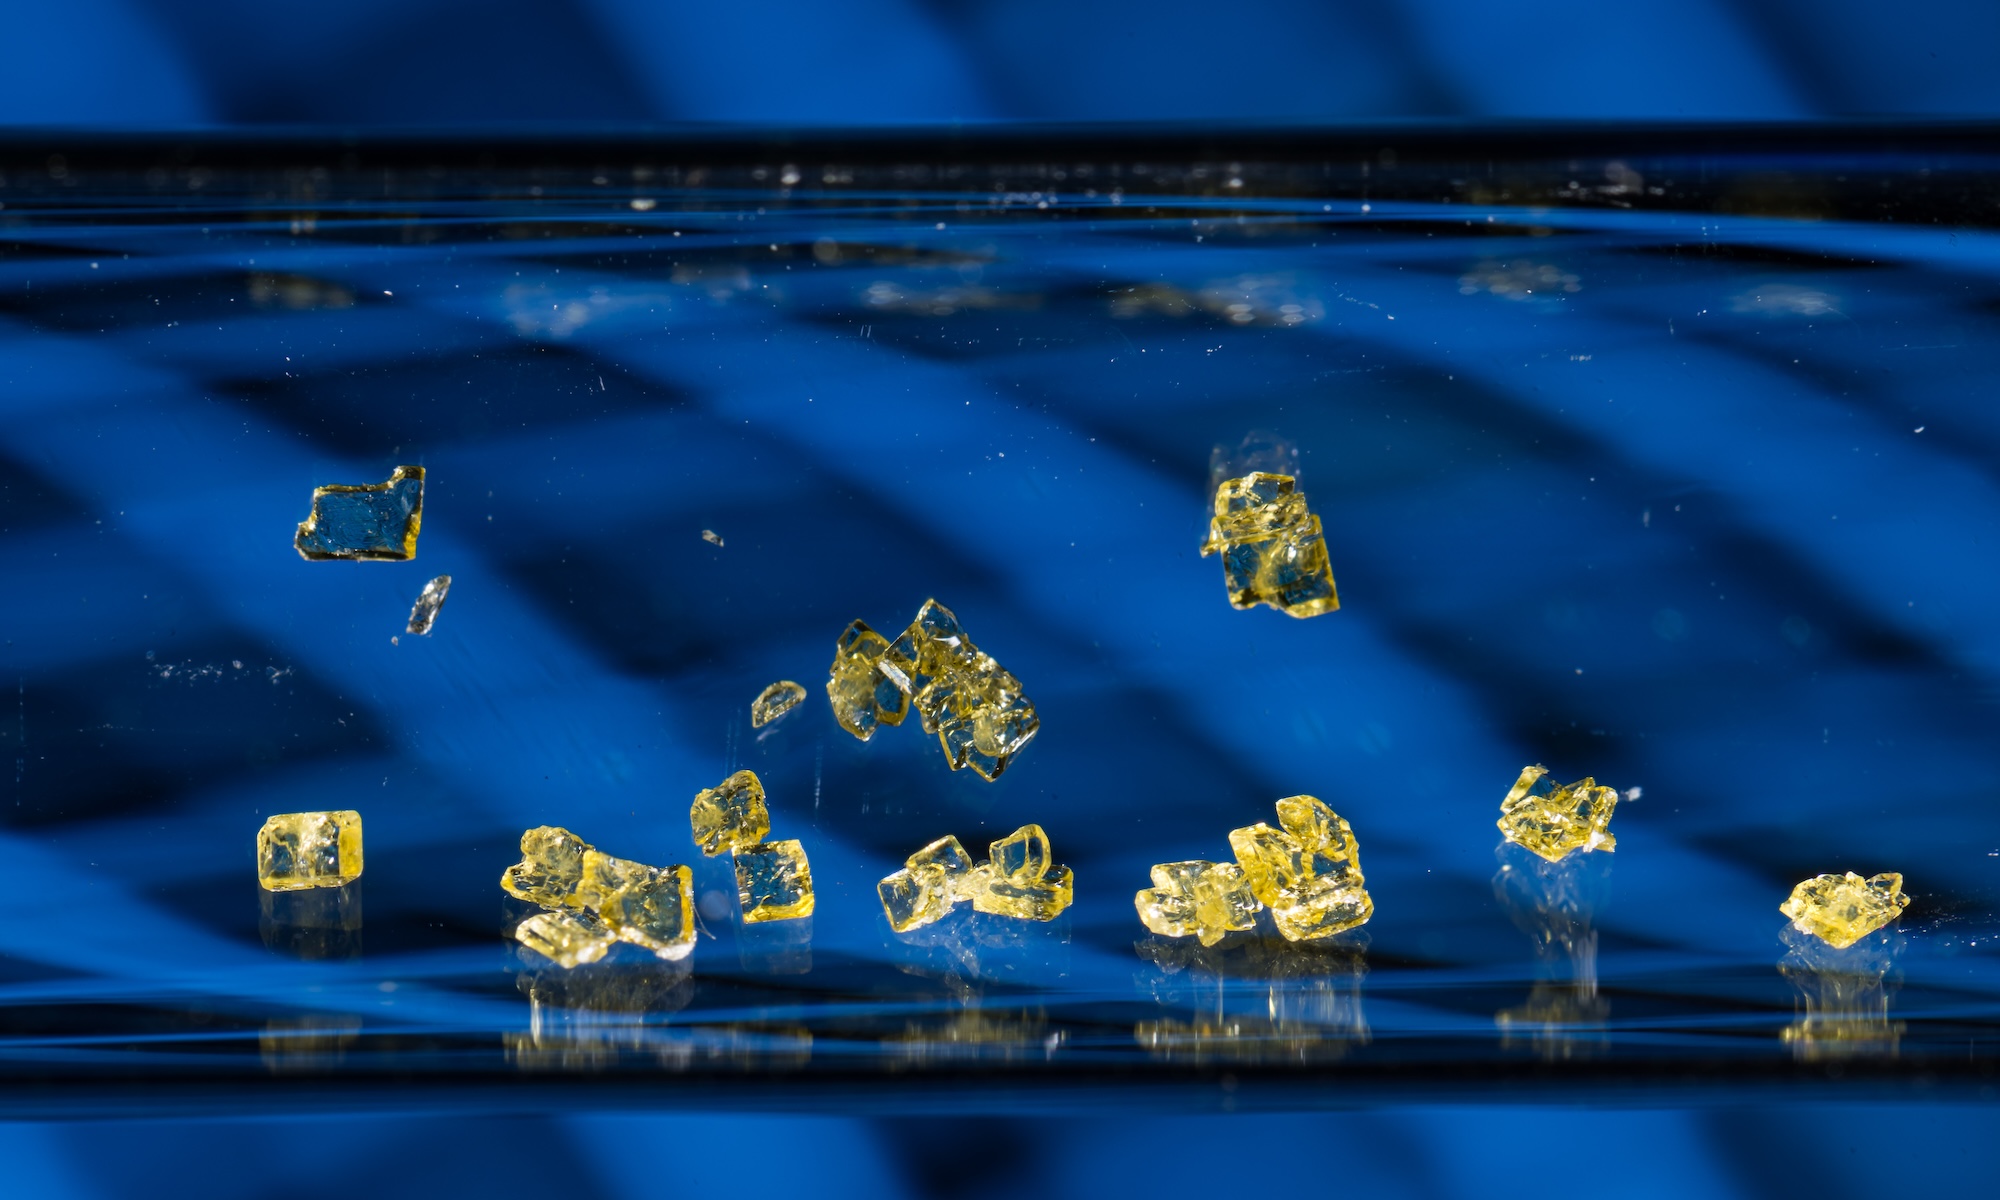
[2,133,1998,1108]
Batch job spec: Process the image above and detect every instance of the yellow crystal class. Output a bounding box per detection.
[908,834,976,884]
[961,825,1073,920]
[1227,795,1372,940]
[733,838,815,922]
[294,465,425,561]
[826,620,910,740]
[577,850,696,961]
[515,910,614,969]
[1780,872,1910,949]
[878,834,977,932]
[690,769,770,856]
[751,679,807,728]
[877,599,1039,781]
[500,825,592,908]
[256,810,363,891]
[1199,473,1339,618]
[990,823,1052,881]
[1496,765,1619,862]
[1135,860,1261,946]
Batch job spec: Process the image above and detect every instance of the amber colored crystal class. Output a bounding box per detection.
[733,839,815,922]
[751,680,807,728]
[256,810,363,891]
[826,620,908,740]
[1780,872,1910,949]
[1227,795,1372,940]
[500,825,592,908]
[876,599,1039,781]
[294,465,425,561]
[1496,765,1618,862]
[690,769,771,856]
[515,910,613,969]
[1199,473,1339,618]
[578,850,696,961]
[877,834,979,933]
[1135,860,1261,946]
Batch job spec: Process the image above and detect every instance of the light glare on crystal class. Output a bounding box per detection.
[515,910,614,968]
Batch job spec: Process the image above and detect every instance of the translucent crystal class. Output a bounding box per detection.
[294,465,425,561]
[990,823,1052,882]
[750,679,806,728]
[875,600,1039,780]
[702,528,724,547]
[1227,795,1372,940]
[1198,473,1339,618]
[577,850,696,961]
[1135,860,1261,946]
[256,810,363,891]
[879,863,954,933]
[500,825,592,908]
[967,862,1074,921]
[908,835,975,891]
[690,769,770,856]
[733,839,815,922]
[1496,765,1619,862]
[1780,872,1910,949]
[826,620,908,740]
[406,574,452,635]
[516,910,614,969]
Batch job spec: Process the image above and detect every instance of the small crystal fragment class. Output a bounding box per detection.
[515,910,614,969]
[1227,795,1372,940]
[826,619,909,741]
[1199,473,1339,618]
[702,528,724,546]
[1780,872,1910,949]
[294,465,425,561]
[751,679,806,728]
[406,574,452,635]
[1496,765,1619,862]
[690,769,770,856]
[733,839,815,922]
[500,825,592,908]
[879,864,954,933]
[1135,860,1261,946]
[577,850,696,961]
[256,810,363,891]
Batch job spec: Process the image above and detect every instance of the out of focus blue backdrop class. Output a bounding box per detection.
[1,0,1997,127]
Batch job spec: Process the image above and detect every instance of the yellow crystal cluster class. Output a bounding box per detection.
[501,826,694,967]
[1137,796,1372,943]
[828,599,1039,781]
[1199,473,1339,618]
[690,769,814,922]
[1780,871,1910,949]
[878,825,1072,930]
[256,810,363,891]
[750,679,807,728]
[1496,765,1619,862]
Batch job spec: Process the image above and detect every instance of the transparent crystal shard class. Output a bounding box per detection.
[750,679,806,728]
[1135,860,1261,946]
[294,465,425,561]
[256,810,363,891]
[1199,473,1339,618]
[968,863,1074,921]
[733,839,815,922]
[406,574,452,635]
[879,863,954,933]
[1780,872,1911,949]
[500,825,592,908]
[577,850,696,961]
[515,910,614,969]
[702,529,724,547]
[1496,765,1619,862]
[990,823,1052,882]
[690,769,770,856]
[1227,795,1372,940]
[826,620,908,740]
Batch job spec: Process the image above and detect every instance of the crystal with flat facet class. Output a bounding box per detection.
[501,825,592,908]
[1780,871,1910,949]
[690,769,770,856]
[1199,473,1339,618]
[733,839,815,922]
[1227,795,1372,940]
[1496,765,1619,862]
[751,679,807,728]
[406,574,452,635]
[578,850,696,961]
[256,810,363,891]
[879,864,954,933]
[959,824,1073,921]
[1135,860,1262,946]
[515,910,614,969]
[294,465,425,561]
[826,620,908,740]
[874,599,1039,780]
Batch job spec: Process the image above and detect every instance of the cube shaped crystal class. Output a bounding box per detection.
[691,769,770,856]
[578,850,696,961]
[734,839,815,922]
[256,810,363,891]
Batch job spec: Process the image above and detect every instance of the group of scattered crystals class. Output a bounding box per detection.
[877,825,1075,932]
[500,826,696,967]
[1137,794,1373,946]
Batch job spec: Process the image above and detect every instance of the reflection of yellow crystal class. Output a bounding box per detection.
[1227,795,1372,940]
[500,825,592,908]
[578,850,696,961]
[1199,473,1338,618]
[516,910,614,968]
[875,599,1039,781]
[734,839,814,922]
[878,835,977,932]
[294,465,425,561]
[690,769,770,856]
[1780,872,1910,949]
[962,824,1073,921]
[1496,765,1618,862]
[826,620,909,740]
[256,810,363,891]
[751,680,806,728]
[1135,860,1261,946]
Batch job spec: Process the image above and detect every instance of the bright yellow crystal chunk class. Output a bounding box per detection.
[967,862,1074,921]
[577,850,696,961]
[1780,872,1910,949]
[990,823,1052,882]
[256,810,363,891]
[751,679,807,728]
[500,825,592,908]
[879,864,954,933]
[1199,473,1339,618]
[733,839,815,922]
[1227,795,1372,940]
[1496,765,1618,862]
[826,620,910,741]
[907,834,975,884]
[877,599,1039,781]
[515,910,614,969]
[1135,860,1261,946]
[293,465,425,561]
[690,769,770,856]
